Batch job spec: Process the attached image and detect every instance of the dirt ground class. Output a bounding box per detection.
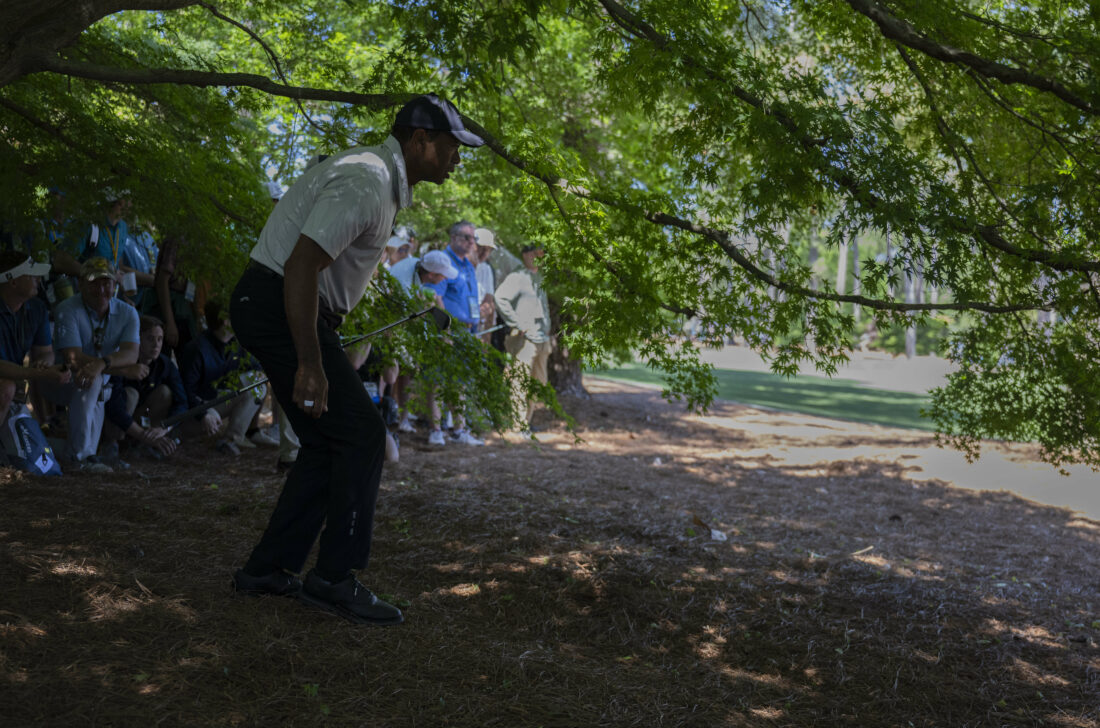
[2,377,1099,727]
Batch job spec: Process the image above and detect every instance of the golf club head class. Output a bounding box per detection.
[429,307,452,332]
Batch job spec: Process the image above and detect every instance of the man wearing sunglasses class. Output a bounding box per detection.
[50,257,139,472]
[0,251,70,427]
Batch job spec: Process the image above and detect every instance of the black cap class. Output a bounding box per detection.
[394,93,484,148]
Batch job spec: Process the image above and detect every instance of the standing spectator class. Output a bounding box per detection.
[101,315,183,461]
[50,257,140,471]
[431,221,485,445]
[179,301,265,455]
[0,252,70,425]
[144,233,202,361]
[495,244,551,427]
[84,190,130,269]
[383,233,412,269]
[394,225,418,257]
[439,221,480,332]
[473,227,498,342]
[118,224,158,308]
[228,93,483,624]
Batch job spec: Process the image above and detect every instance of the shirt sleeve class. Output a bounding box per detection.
[120,305,140,345]
[299,171,386,261]
[53,302,82,351]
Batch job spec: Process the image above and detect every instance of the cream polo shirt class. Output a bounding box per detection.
[250,136,412,315]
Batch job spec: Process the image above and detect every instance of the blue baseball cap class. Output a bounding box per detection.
[395,94,484,148]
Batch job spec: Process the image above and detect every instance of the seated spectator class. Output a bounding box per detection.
[179,300,266,455]
[495,244,551,427]
[49,257,140,472]
[0,252,70,425]
[101,315,183,462]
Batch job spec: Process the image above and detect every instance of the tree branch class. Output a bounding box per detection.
[37,56,1045,313]
[843,0,1098,116]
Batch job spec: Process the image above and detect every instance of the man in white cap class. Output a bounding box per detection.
[50,257,140,471]
[0,251,70,427]
[229,93,484,625]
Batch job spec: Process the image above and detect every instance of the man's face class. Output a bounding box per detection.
[450,225,476,258]
[80,276,115,309]
[413,130,462,185]
[422,270,446,286]
[140,325,164,363]
[13,274,39,300]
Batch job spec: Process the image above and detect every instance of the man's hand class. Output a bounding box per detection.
[164,321,179,349]
[142,426,177,456]
[201,409,222,436]
[294,362,328,418]
[74,357,106,389]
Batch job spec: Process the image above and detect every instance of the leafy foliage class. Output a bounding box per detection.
[1,0,1098,464]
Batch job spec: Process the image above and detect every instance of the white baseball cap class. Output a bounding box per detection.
[0,256,51,282]
[386,235,411,249]
[420,250,458,279]
[474,227,496,248]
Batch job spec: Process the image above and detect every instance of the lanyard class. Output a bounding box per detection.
[103,221,121,265]
[84,304,110,355]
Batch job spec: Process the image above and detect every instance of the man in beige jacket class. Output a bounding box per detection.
[494,244,550,426]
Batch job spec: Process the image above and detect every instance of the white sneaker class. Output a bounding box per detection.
[397,416,415,433]
[249,429,279,448]
[452,429,484,446]
[428,429,446,446]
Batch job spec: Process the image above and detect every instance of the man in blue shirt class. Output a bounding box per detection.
[0,251,70,426]
[83,191,129,269]
[439,221,481,331]
[50,257,140,470]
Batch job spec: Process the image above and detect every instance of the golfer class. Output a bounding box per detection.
[229,94,484,625]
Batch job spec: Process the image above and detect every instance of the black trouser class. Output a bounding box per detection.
[230,264,386,577]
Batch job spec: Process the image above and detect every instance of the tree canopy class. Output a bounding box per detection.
[2,0,1098,467]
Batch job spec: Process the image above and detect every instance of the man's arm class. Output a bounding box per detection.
[494,274,521,330]
[284,235,334,418]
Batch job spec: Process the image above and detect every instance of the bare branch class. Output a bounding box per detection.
[843,0,1098,116]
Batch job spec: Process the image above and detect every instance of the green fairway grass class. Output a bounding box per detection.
[590,362,936,431]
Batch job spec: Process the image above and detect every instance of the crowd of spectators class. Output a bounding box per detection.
[0,188,553,476]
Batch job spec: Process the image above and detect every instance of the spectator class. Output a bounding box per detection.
[118,223,158,308]
[473,227,498,342]
[101,315,183,462]
[179,300,266,455]
[439,221,480,332]
[36,188,83,304]
[144,233,202,360]
[84,190,130,269]
[394,225,418,257]
[383,233,411,269]
[50,257,140,471]
[495,243,551,427]
[0,252,70,425]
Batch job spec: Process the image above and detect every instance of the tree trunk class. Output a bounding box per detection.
[547,297,587,398]
[852,236,861,323]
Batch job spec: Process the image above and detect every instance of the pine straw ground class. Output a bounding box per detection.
[2,378,1099,728]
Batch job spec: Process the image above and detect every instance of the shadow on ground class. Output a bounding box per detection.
[2,383,1098,727]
